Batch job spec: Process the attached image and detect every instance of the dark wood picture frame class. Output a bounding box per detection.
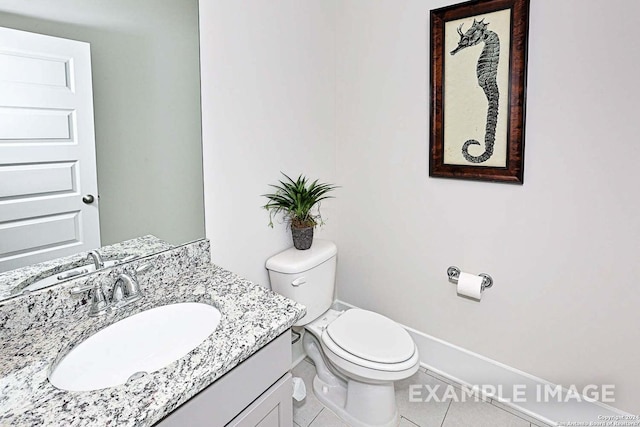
[429,0,529,184]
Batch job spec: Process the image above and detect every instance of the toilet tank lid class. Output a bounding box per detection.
[265,239,337,274]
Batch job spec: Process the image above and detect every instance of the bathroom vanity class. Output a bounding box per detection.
[0,239,305,426]
[158,331,293,427]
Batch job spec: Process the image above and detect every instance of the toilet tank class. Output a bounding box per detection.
[265,240,337,326]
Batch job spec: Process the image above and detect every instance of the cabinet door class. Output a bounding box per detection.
[227,373,293,427]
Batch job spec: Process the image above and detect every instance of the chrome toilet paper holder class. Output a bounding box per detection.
[447,266,493,291]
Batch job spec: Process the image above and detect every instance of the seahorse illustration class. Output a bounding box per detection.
[451,18,500,164]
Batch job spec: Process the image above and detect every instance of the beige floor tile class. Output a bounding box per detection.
[395,369,453,427]
[491,399,555,426]
[308,408,420,427]
[308,408,349,427]
[425,370,463,390]
[424,371,492,403]
[530,420,556,427]
[294,361,537,427]
[442,401,531,427]
[399,416,420,426]
[292,360,325,427]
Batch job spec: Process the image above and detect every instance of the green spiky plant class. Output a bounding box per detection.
[262,173,338,229]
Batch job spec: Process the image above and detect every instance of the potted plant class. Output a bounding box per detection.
[262,173,337,250]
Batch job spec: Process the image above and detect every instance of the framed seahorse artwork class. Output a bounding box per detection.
[429,0,530,184]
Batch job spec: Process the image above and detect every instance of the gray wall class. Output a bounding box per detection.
[0,0,205,246]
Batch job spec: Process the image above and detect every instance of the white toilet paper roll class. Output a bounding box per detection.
[457,272,484,300]
[292,376,306,401]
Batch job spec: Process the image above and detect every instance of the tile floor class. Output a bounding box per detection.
[291,359,554,427]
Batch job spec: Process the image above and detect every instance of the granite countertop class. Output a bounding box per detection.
[0,235,174,301]
[0,254,305,426]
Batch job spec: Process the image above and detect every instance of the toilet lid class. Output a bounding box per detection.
[324,309,415,364]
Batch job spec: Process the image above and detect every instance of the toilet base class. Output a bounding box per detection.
[312,370,400,427]
[302,313,408,427]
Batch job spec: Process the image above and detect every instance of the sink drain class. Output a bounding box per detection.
[127,371,148,383]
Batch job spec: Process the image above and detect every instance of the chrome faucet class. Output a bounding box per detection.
[87,250,105,270]
[111,273,142,307]
[70,263,151,317]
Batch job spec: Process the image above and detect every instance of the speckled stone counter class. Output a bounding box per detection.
[0,240,305,426]
[0,235,174,301]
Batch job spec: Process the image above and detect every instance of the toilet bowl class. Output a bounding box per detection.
[266,240,420,427]
[303,308,420,427]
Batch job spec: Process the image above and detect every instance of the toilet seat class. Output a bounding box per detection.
[316,309,420,382]
[324,309,416,365]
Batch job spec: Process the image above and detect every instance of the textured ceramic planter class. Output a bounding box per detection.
[291,226,313,250]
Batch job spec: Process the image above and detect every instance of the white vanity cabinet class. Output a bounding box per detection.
[156,331,293,427]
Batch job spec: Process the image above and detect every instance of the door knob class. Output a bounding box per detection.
[82,194,95,204]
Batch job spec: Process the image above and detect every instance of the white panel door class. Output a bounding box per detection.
[0,26,100,272]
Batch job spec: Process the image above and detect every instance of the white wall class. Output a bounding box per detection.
[0,0,205,246]
[334,0,640,414]
[199,0,639,413]
[199,0,337,287]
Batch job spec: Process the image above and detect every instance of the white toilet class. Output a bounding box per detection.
[266,240,420,427]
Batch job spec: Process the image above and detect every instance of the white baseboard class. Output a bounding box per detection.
[334,300,631,426]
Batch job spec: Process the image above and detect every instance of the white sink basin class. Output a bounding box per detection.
[49,302,221,391]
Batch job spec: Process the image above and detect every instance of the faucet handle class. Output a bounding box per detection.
[70,282,110,316]
[136,263,153,274]
[70,282,98,296]
[88,285,110,317]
